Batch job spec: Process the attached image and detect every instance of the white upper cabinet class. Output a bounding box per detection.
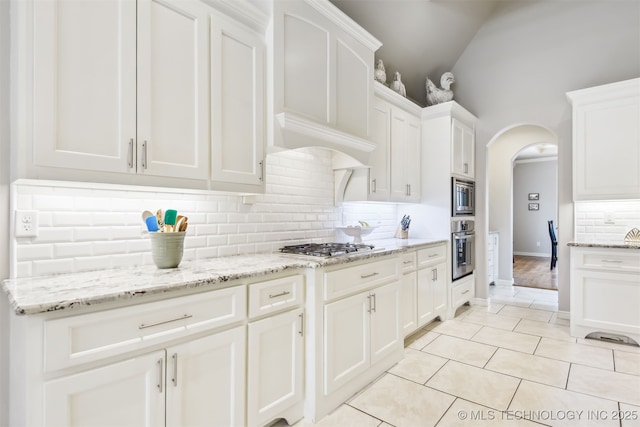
[31,0,137,174]
[567,78,640,200]
[343,82,421,203]
[209,13,266,191]
[271,0,381,164]
[31,0,209,180]
[389,106,421,202]
[18,0,268,191]
[137,0,209,180]
[451,118,475,179]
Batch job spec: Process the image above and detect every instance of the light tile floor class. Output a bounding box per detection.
[290,286,640,427]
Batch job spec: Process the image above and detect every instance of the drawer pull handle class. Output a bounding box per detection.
[403,260,413,265]
[139,314,192,330]
[361,272,379,279]
[269,290,291,299]
[461,290,470,295]
[428,253,439,258]
[601,259,622,263]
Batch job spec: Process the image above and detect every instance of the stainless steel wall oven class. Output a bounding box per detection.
[452,219,475,281]
[452,177,475,216]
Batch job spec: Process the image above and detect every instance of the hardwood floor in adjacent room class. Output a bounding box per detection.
[513,255,558,290]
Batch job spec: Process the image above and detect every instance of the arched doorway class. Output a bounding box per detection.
[486,124,558,289]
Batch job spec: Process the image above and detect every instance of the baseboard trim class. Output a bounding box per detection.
[514,251,550,258]
[557,310,570,320]
[493,279,513,286]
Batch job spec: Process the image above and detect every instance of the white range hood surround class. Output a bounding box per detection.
[274,112,376,166]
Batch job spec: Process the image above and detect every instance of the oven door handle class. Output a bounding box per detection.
[453,234,474,240]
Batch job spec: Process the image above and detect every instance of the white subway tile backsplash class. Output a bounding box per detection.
[11,148,403,278]
[574,200,640,243]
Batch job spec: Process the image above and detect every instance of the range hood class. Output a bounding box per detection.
[274,112,376,166]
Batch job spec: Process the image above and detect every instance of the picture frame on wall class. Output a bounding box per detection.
[528,203,539,211]
[528,193,539,200]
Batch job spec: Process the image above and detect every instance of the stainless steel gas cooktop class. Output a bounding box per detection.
[279,242,375,257]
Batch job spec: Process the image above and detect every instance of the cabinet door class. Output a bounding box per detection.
[165,326,246,427]
[32,0,136,173]
[451,118,474,179]
[210,15,265,187]
[405,114,421,202]
[247,309,304,427]
[370,281,401,365]
[571,270,640,336]
[137,0,209,179]
[324,292,370,395]
[400,271,417,337]
[432,263,447,316]
[573,97,640,199]
[43,351,165,427]
[390,108,410,200]
[368,98,391,200]
[417,268,434,326]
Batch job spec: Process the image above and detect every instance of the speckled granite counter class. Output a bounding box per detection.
[2,238,446,316]
[567,242,640,250]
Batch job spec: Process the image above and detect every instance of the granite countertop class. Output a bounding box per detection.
[2,238,446,316]
[568,241,640,250]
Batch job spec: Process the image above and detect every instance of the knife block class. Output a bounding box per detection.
[395,224,408,239]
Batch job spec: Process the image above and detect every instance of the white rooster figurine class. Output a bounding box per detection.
[390,71,406,97]
[374,59,387,85]
[426,72,455,105]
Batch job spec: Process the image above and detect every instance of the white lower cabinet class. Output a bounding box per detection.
[247,308,304,427]
[165,328,246,427]
[44,351,165,427]
[306,256,403,422]
[449,274,475,318]
[417,262,446,326]
[324,281,400,395]
[570,246,640,344]
[399,270,418,336]
[44,327,246,427]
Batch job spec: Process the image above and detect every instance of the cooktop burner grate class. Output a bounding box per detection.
[279,242,375,257]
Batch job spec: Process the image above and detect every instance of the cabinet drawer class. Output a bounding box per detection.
[572,248,640,272]
[417,244,446,268]
[451,278,474,309]
[248,274,304,319]
[44,285,246,372]
[323,257,399,302]
[400,252,417,273]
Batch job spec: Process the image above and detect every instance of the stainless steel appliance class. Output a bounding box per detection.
[280,242,375,257]
[452,219,475,280]
[452,177,475,216]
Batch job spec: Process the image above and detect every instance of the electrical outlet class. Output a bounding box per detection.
[536,241,540,247]
[14,210,39,238]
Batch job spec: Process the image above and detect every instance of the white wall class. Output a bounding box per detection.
[0,0,10,422]
[452,0,640,311]
[513,158,558,256]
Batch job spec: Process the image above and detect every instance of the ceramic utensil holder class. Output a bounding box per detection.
[150,232,185,268]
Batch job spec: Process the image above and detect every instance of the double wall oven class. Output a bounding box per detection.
[451,177,475,281]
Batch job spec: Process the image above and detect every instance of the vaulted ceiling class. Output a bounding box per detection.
[328,0,500,107]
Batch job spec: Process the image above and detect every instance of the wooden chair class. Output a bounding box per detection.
[548,220,558,270]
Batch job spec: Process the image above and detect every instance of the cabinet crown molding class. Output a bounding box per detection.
[374,82,422,116]
[202,0,270,32]
[304,0,382,51]
[566,77,640,105]
[421,100,477,125]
